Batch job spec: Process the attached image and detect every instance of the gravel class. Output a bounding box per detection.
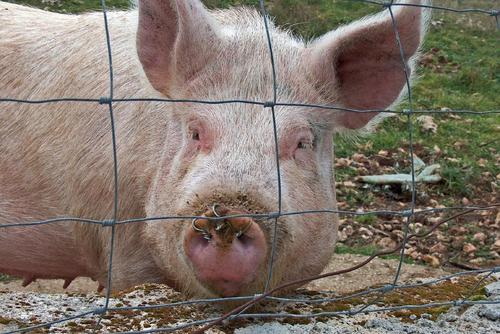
[1,279,499,334]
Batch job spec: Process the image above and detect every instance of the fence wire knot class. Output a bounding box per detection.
[99,96,112,105]
[381,284,395,293]
[263,101,275,108]
[382,1,394,9]
[267,211,281,219]
[401,209,413,218]
[101,219,116,227]
[401,109,413,116]
[93,307,107,315]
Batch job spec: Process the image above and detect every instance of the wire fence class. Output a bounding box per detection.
[0,0,498,332]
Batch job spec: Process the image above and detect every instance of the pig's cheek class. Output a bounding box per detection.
[142,222,185,270]
[293,150,318,174]
[171,144,201,184]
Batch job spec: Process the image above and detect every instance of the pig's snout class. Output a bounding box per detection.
[184,206,267,297]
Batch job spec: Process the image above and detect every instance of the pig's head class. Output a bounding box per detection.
[138,0,429,297]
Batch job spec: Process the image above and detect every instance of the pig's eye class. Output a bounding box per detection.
[297,139,313,150]
[191,130,200,141]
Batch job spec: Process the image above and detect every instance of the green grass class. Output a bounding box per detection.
[4,0,129,13]
[0,274,15,283]
[335,244,415,263]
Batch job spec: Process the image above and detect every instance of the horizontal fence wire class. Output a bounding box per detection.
[0,0,499,333]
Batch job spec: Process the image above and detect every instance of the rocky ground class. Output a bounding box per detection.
[1,254,498,333]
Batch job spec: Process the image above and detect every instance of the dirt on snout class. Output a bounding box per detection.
[0,253,447,295]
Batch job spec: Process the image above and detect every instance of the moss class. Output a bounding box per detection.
[281,317,311,325]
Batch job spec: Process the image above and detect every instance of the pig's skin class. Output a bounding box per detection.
[0,1,429,297]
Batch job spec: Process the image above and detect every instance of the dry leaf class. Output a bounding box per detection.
[416,115,438,133]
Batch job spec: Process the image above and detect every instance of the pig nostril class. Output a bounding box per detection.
[236,233,250,244]
[235,220,253,238]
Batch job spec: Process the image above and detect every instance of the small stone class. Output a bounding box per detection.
[463,243,477,253]
[461,197,470,205]
[409,314,417,320]
[484,281,500,297]
[478,304,500,321]
[417,318,434,327]
[443,314,458,322]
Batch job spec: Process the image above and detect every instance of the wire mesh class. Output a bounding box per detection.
[0,0,498,333]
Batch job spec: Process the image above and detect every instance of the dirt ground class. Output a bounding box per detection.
[0,253,447,295]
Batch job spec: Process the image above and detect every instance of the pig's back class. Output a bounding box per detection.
[0,2,153,220]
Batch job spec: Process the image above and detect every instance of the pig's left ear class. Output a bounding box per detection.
[136,0,221,95]
[304,0,430,130]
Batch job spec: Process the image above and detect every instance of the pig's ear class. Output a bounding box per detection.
[136,0,220,95]
[305,1,429,130]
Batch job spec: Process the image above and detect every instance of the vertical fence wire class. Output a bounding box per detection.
[93,0,118,331]
[0,0,499,333]
[258,0,282,295]
[387,1,417,286]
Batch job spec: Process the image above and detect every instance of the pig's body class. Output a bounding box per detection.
[0,4,178,289]
[0,1,429,297]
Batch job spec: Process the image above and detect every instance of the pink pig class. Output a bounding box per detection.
[0,0,429,297]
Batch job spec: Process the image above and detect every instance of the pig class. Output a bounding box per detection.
[0,0,429,298]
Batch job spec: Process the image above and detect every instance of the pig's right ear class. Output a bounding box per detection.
[304,1,429,131]
[136,0,220,95]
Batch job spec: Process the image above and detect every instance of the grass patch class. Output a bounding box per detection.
[4,0,130,13]
[335,244,415,264]
[355,213,377,225]
[0,274,15,283]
